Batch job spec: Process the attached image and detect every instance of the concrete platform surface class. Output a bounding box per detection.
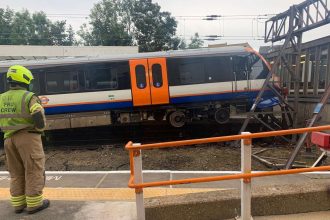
[0,200,137,220]
[0,201,330,220]
[1,171,329,189]
[0,171,329,219]
[254,211,330,220]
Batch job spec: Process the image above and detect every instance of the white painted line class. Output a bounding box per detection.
[142,170,171,174]
[46,171,130,174]
[95,173,108,188]
[44,170,171,174]
[0,170,171,175]
[0,171,169,175]
[0,171,329,175]
[171,171,241,174]
[170,172,173,189]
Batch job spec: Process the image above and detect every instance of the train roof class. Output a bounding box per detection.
[0,46,252,71]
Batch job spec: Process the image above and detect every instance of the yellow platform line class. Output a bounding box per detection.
[0,188,224,201]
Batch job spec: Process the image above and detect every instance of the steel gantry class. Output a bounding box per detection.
[265,0,329,43]
[264,0,330,131]
[238,0,330,167]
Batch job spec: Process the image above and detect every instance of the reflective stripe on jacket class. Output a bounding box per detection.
[0,89,35,139]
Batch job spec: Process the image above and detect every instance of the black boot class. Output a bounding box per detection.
[14,204,26,214]
[27,199,50,214]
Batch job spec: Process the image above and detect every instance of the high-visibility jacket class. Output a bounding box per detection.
[0,89,35,139]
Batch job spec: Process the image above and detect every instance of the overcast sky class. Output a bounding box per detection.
[0,0,329,49]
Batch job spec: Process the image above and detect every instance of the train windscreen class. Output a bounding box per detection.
[234,54,269,80]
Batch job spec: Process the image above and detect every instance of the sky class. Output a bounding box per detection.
[0,0,329,49]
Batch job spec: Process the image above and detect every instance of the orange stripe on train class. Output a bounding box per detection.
[44,99,132,108]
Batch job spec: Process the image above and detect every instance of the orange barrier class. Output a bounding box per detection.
[129,165,330,189]
[126,125,330,220]
[126,125,330,189]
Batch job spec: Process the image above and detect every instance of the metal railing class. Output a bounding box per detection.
[125,125,330,220]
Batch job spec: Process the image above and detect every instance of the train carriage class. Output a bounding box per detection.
[0,46,279,130]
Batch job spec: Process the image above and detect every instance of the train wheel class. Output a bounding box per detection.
[214,108,230,124]
[167,111,186,127]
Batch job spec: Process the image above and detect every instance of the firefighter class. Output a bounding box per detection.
[0,65,49,214]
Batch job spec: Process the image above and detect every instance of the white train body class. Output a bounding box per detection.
[0,46,278,129]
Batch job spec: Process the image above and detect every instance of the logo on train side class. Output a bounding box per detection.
[39,96,50,105]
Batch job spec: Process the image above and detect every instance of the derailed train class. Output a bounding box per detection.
[0,46,279,130]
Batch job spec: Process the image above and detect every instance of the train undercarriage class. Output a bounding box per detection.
[45,100,291,131]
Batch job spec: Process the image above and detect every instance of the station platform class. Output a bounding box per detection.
[0,171,330,219]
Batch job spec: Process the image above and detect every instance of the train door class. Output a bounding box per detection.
[233,56,250,92]
[129,58,170,106]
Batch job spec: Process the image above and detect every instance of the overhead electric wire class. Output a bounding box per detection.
[45,13,275,17]
[44,13,274,21]
[0,12,270,43]
[0,37,265,41]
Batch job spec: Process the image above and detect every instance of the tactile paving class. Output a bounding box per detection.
[0,188,222,201]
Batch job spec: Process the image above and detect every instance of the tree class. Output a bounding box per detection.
[30,11,52,45]
[121,0,135,36]
[132,0,177,52]
[0,8,13,45]
[77,23,95,45]
[188,33,204,49]
[78,0,132,46]
[167,36,186,50]
[64,25,76,46]
[0,7,76,46]
[79,0,178,52]
[50,21,68,45]
[179,40,187,49]
[9,10,34,45]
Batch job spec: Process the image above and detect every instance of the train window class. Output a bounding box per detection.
[30,73,40,95]
[151,64,163,88]
[135,65,147,89]
[248,55,268,80]
[0,73,5,93]
[204,56,233,82]
[85,68,118,90]
[179,60,205,85]
[233,56,248,81]
[167,57,206,85]
[115,63,130,90]
[45,71,79,93]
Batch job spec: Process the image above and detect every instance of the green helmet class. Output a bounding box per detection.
[7,65,34,85]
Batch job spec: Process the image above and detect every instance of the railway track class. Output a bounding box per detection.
[0,120,264,149]
[43,121,263,148]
